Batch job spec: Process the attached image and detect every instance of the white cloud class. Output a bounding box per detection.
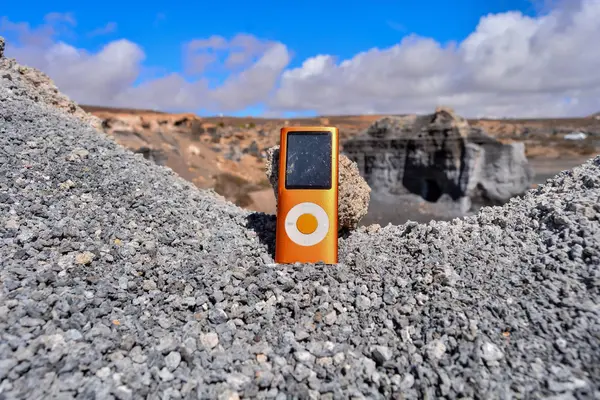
[112,74,209,110]
[43,12,76,26]
[87,21,117,37]
[211,43,290,110]
[5,38,145,106]
[2,1,600,117]
[1,15,291,113]
[184,33,286,76]
[269,0,600,117]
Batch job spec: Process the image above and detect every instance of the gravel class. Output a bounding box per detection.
[1,66,600,400]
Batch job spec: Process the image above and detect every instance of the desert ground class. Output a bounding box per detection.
[81,105,600,225]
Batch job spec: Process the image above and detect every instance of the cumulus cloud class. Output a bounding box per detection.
[211,42,290,110]
[1,15,291,112]
[270,0,600,117]
[2,13,143,106]
[2,1,600,117]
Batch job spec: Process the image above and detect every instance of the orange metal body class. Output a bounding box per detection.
[275,126,339,264]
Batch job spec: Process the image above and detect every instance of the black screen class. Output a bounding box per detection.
[285,132,332,189]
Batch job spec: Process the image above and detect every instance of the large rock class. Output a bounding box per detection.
[467,128,535,205]
[342,107,534,216]
[265,146,371,230]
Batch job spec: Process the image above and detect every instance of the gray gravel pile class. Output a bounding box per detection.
[1,66,600,400]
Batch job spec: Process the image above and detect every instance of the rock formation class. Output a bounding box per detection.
[342,107,534,216]
[466,128,535,205]
[265,146,371,230]
[133,146,168,166]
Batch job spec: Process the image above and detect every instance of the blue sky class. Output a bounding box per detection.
[3,0,598,118]
[3,0,539,77]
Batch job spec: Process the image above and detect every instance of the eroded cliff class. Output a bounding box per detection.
[342,107,534,216]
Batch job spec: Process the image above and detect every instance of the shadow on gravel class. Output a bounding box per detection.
[246,212,358,259]
[245,212,277,258]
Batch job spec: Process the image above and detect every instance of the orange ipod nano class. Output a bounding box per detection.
[275,126,339,264]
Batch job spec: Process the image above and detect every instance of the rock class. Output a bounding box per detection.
[355,295,371,310]
[467,129,535,204]
[293,363,312,382]
[243,140,261,158]
[199,332,219,349]
[342,107,534,216]
[4,218,19,230]
[114,386,133,400]
[95,366,111,380]
[59,180,76,190]
[255,369,274,388]
[0,36,4,58]
[323,311,337,325]
[66,148,90,162]
[129,346,147,363]
[156,334,178,354]
[65,329,83,342]
[226,372,251,390]
[188,144,201,156]
[225,145,243,162]
[75,252,95,265]
[158,367,174,381]
[399,373,415,390]
[371,346,393,364]
[0,358,17,380]
[164,351,181,371]
[142,280,157,291]
[481,341,504,362]
[294,350,315,364]
[547,378,588,393]
[425,339,446,360]
[337,156,372,230]
[295,330,310,341]
[256,354,267,363]
[208,308,228,324]
[265,145,371,230]
[218,390,240,400]
[133,146,168,166]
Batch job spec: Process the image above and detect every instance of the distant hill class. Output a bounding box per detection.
[80,105,168,115]
[589,112,600,118]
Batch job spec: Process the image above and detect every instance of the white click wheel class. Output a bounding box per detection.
[284,202,330,247]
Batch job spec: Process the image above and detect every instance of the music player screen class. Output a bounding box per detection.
[285,132,332,189]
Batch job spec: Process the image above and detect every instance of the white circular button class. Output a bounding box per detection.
[284,202,330,247]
